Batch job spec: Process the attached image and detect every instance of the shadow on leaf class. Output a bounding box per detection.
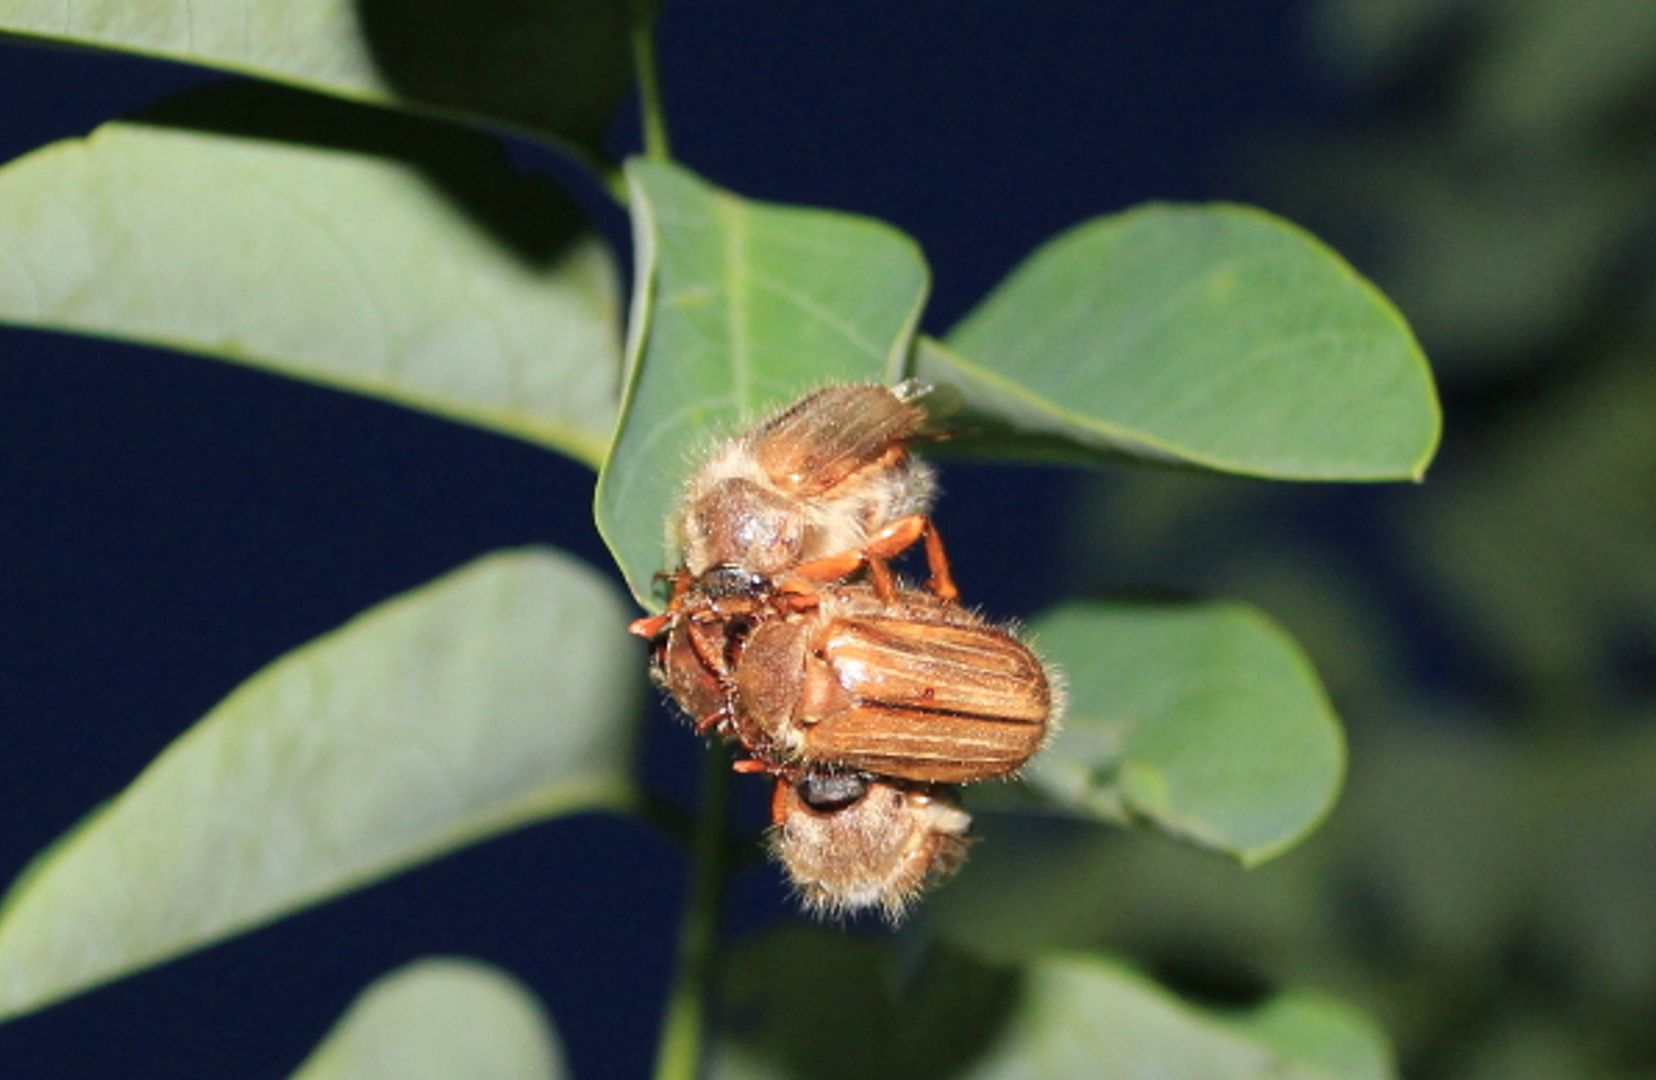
[134,82,589,267]
[354,0,633,153]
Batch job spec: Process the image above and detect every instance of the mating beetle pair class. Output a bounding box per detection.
[628,381,1060,919]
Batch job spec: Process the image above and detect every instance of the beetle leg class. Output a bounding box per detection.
[865,515,958,601]
[771,580,823,615]
[918,519,959,601]
[866,555,898,602]
[788,512,950,599]
[789,548,866,585]
[797,514,960,602]
[628,612,672,638]
[692,708,729,735]
[628,568,695,639]
[768,776,790,824]
[733,757,772,775]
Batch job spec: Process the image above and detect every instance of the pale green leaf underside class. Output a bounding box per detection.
[960,957,1393,1080]
[931,203,1440,480]
[290,958,568,1080]
[1028,601,1344,864]
[0,548,640,1022]
[0,1,633,155]
[0,100,623,466]
[595,159,930,606]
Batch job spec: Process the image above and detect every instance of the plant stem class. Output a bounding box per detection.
[630,0,671,160]
[652,745,731,1080]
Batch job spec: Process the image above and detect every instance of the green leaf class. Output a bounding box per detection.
[1228,992,1396,1080]
[1028,601,1344,864]
[962,957,1392,1080]
[715,929,1394,1080]
[0,86,623,467]
[0,548,640,1022]
[595,159,930,606]
[290,958,568,1080]
[928,204,1439,480]
[0,0,634,159]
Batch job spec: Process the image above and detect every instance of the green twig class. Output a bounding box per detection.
[630,0,671,160]
[652,745,731,1080]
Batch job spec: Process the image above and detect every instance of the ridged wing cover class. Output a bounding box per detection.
[803,614,1051,783]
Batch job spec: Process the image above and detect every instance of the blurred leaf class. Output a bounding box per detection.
[1310,0,1474,82]
[716,929,1392,1080]
[1524,727,1656,1016]
[925,812,1336,973]
[1456,1007,1640,1080]
[933,719,1533,1057]
[0,0,634,159]
[0,86,622,466]
[1028,601,1345,864]
[716,928,1016,1080]
[930,204,1439,480]
[595,159,929,605]
[1225,992,1394,1080]
[0,548,640,1022]
[1415,354,1656,706]
[1465,1,1656,142]
[290,958,567,1080]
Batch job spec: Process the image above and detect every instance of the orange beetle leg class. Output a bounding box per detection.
[628,613,672,638]
[732,758,771,775]
[789,549,866,584]
[866,556,897,602]
[863,515,958,601]
[920,518,958,602]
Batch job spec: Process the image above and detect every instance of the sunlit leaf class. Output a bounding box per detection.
[0,548,640,1022]
[1028,600,1344,864]
[927,204,1439,480]
[595,159,929,605]
[0,86,623,466]
[290,958,568,1080]
[0,0,634,158]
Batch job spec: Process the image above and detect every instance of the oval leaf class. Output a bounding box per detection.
[930,204,1440,480]
[0,548,640,1022]
[0,86,623,467]
[290,958,568,1080]
[595,159,929,605]
[0,0,634,157]
[1029,601,1344,864]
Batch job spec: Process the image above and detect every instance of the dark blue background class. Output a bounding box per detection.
[0,4,1352,1076]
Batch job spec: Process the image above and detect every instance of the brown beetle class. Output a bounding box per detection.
[729,583,1058,784]
[767,770,971,921]
[629,381,959,647]
[630,382,965,737]
[672,379,954,597]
